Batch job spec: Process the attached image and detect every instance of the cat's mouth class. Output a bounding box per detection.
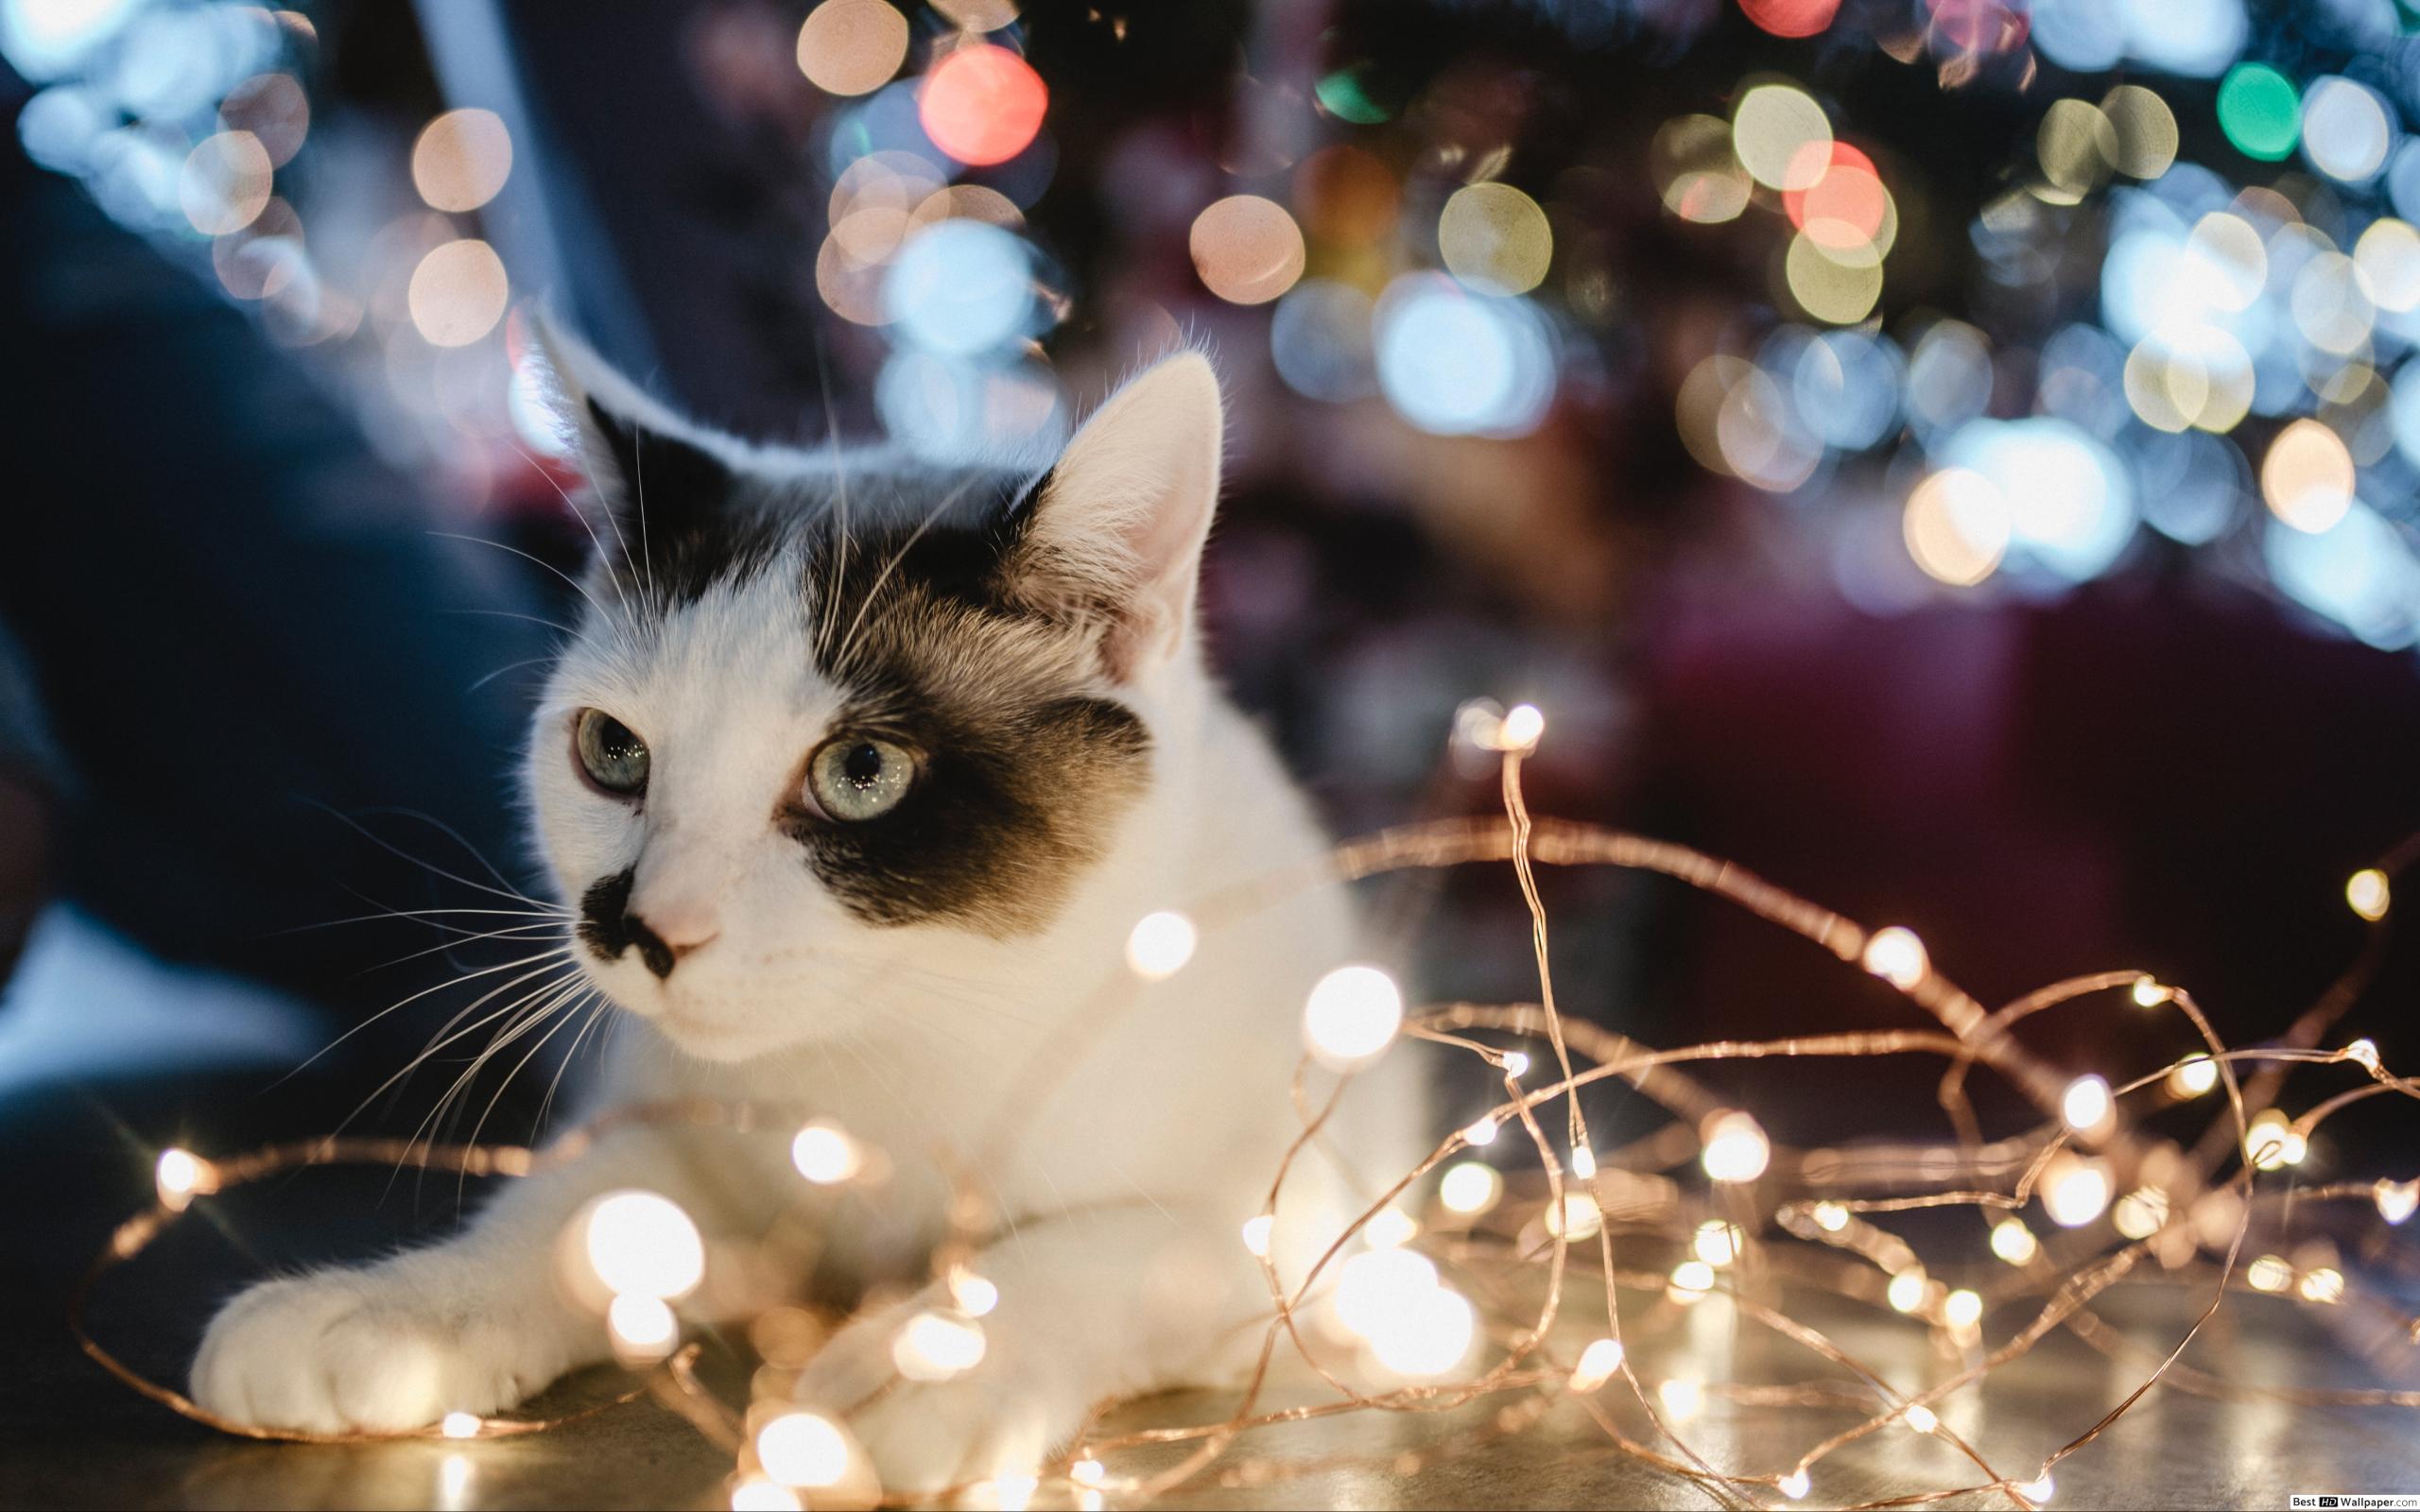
[648,1001,773,1062]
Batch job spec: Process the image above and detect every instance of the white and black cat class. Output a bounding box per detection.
[192,346,1425,1491]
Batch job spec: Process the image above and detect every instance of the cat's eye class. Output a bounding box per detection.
[804,736,915,822]
[575,709,650,796]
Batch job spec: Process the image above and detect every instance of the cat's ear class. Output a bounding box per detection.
[1011,352,1224,681]
[530,320,735,553]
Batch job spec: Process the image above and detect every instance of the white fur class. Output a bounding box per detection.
[193,355,1425,1491]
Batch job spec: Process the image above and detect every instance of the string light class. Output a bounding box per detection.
[1885,1268,1927,1314]
[1239,1214,1274,1258]
[1568,1145,1598,1181]
[1437,1161,1503,1216]
[755,1411,852,1488]
[1567,1338,1625,1393]
[2246,1254,2293,1293]
[729,1479,804,1512]
[607,1294,678,1357]
[440,1411,481,1440]
[1903,1402,1940,1435]
[790,1121,862,1185]
[581,1191,705,1301]
[153,1148,207,1211]
[1461,1115,1500,1147]
[1691,1220,1744,1268]
[1861,926,1929,989]
[1363,1208,1420,1249]
[2042,1153,2113,1228]
[891,1310,986,1382]
[1301,964,1404,1069]
[1656,1377,1705,1421]
[1991,1218,2041,1264]
[1124,911,1198,980]
[2374,1178,2417,1225]
[2342,1037,2381,1073]
[1943,1288,1984,1331]
[2346,868,2391,920]
[1779,1469,1811,1500]
[2130,975,2171,1007]
[949,1267,1001,1316]
[1700,1109,1772,1182]
[2020,1472,2055,1503]
[1812,1200,1850,1232]
[1668,1260,1717,1303]
[2061,1074,2114,1133]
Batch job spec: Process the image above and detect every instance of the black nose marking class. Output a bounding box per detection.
[577,867,680,978]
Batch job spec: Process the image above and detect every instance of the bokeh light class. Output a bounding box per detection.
[2100,86,2176,180]
[2260,418,2355,533]
[1651,114,1752,224]
[406,238,509,349]
[1902,469,2010,587]
[177,129,268,236]
[795,0,908,98]
[1437,181,1552,296]
[1738,0,1840,40]
[2218,63,2299,163]
[1374,273,1556,437]
[917,43,1046,167]
[1189,195,1305,306]
[1784,231,1881,324]
[410,108,511,214]
[2300,77,2392,184]
[884,218,1033,354]
[1733,84,1830,193]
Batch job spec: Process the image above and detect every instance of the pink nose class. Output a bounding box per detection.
[635,900,721,953]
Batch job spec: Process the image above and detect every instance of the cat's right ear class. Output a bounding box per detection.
[530,320,735,554]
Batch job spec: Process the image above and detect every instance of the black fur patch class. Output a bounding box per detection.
[583,404,788,607]
[577,865,676,977]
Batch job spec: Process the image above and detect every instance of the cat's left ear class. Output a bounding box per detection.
[1012,352,1224,681]
[532,320,736,552]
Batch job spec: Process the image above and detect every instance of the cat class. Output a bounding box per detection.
[191,344,1426,1493]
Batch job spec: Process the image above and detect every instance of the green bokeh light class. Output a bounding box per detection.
[1316,67,1391,125]
[2218,63,2301,162]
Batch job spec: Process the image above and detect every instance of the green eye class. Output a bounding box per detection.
[575,709,650,796]
[806,736,915,822]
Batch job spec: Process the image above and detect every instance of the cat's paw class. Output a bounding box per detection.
[796,1308,1072,1498]
[192,1270,549,1435]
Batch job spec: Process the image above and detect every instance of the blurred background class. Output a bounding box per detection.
[1,0,2418,1399]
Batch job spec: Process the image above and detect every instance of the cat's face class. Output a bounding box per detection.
[526,351,1223,1061]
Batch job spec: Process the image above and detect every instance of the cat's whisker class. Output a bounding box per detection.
[505,437,642,628]
[277,947,579,1094]
[401,974,589,1182]
[328,956,580,1134]
[441,605,581,638]
[429,530,623,640]
[299,799,564,914]
[466,652,563,696]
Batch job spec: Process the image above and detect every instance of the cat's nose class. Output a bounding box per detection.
[624,909,718,980]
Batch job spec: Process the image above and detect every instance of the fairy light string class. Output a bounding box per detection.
[70,699,2420,1510]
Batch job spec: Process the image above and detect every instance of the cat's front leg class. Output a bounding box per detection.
[797,1204,1262,1497]
[191,1131,733,1435]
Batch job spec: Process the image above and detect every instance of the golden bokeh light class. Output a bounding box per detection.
[795,0,909,97]
[932,0,1018,29]
[179,130,272,237]
[1437,181,1552,295]
[407,238,510,348]
[2260,418,2356,532]
[2100,85,2177,180]
[907,182,1023,234]
[218,72,309,167]
[1651,114,1751,224]
[1294,145,1400,247]
[1732,83,1831,191]
[2036,98,2117,200]
[2123,330,2252,435]
[1189,195,1305,305]
[815,232,891,325]
[1903,468,2010,586]
[2353,217,2420,314]
[411,108,512,214]
[2187,213,2267,312]
[1784,231,1882,324]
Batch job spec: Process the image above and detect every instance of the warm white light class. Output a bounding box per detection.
[2298,1266,2345,1304]
[1502,1052,1531,1079]
[2342,1037,2381,1073]
[989,1474,1040,1511]
[2247,1253,2292,1292]
[790,1122,862,1185]
[1943,1288,1983,1331]
[1991,1218,2040,1264]
[1692,1219,1744,1268]
[1439,1161,1503,1217]
[583,1190,706,1300]
[1364,1208,1419,1249]
[440,1454,473,1503]
[1302,964,1404,1069]
[950,1268,1000,1316]
[608,1294,678,1353]
[2130,975,2171,1007]
[1656,1377,1704,1420]
[2061,1074,2114,1133]
[1568,1337,1626,1393]
[1812,1201,1850,1233]
[1070,1459,1106,1487]
[1335,1249,1441,1340]
[1886,1269,1927,1314]
[755,1411,851,1489]
[1547,1192,1603,1241]
[1569,1145,1598,1181]
[2347,867,2392,921]
[892,1310,986,1382]
[1365,1281,1476,1377]
[1124,911,1198,980]
[1779,1469,1811,1500]
[2376,1177,2418,1225]
[2168,1055,2220,1098]
[1461,1115,1500,1147]
[155,1148,206,1211]
[1861,926,1929,989]
[1240,1214,1274,1258]
[1903,1402,1939,1435]
[1668,1259,1716,1303]
[2246,1109,2300,1171]
[2019,1472,2054,1503]
[1496,703,1546,752]
[2043,1154,2113,1228]
[730,1479,804,1512]
[1700,1109,1772,1183]
[440,1411,480,1439]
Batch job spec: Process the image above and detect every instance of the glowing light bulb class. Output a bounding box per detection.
[582,1191,706,1300]
[1496,703,1546,752]
[730,1479,804,1512]
[2019,1472,2054,1503]
[1461,1115,1500,1147]
[1124,910,1197,980]
[790,1122,862,1185]
[2376,1177,2418,1225]
[1943,1288,1983,1331]
[440,1412,480,1439]
[1569,1145,1598,1181]
[1069,1459,1106,1488]
[1568,1337,1625,1392]
[1364,1208,1419,1249]
[2131,975,2171,1007]
[1812,1201,1851,1232]
[755,1411,851,1489]
[1365,1280,1476,1377]
[2347,868,2392,921]
[950,1268,1000,1317]
[2043,1154,2112,1228]
[2168,1055,2220,1098]
[1668,1259,1717,1303]
[1861,927,1929,990]
[1439,1161,1503,1217]
[1240,1214,1274,1258]
[2113,1187,2169,1240]
[1547,1192,1603,1241]
[1886,1268,1927,1314]
[2246,1109,2297,1171]
[1302,964,1404,1069]
[1779,1469,1811,1500]
[1502,1052,1530,1078]
[608,1294,678,1354]
[155,1148,208,1211]
[893,1310,987,1381]
[1692,1219,1744,1267]
[1991,1218,2040,1264]
[2298,1266,2345,1304]
[1334,1249,1441,1339]
[1700,1109,1772,1182]
[1903,1402,1939,1435]
[1656,1376,1704,1420]
[2246,1254,2291,1292]
[2062,1074,2114,1133]
[2342,1037,2381,1073]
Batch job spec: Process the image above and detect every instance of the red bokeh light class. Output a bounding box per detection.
[1739,0,1842,39]
[1783,142,1889,249]
[918,43,1048,167]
